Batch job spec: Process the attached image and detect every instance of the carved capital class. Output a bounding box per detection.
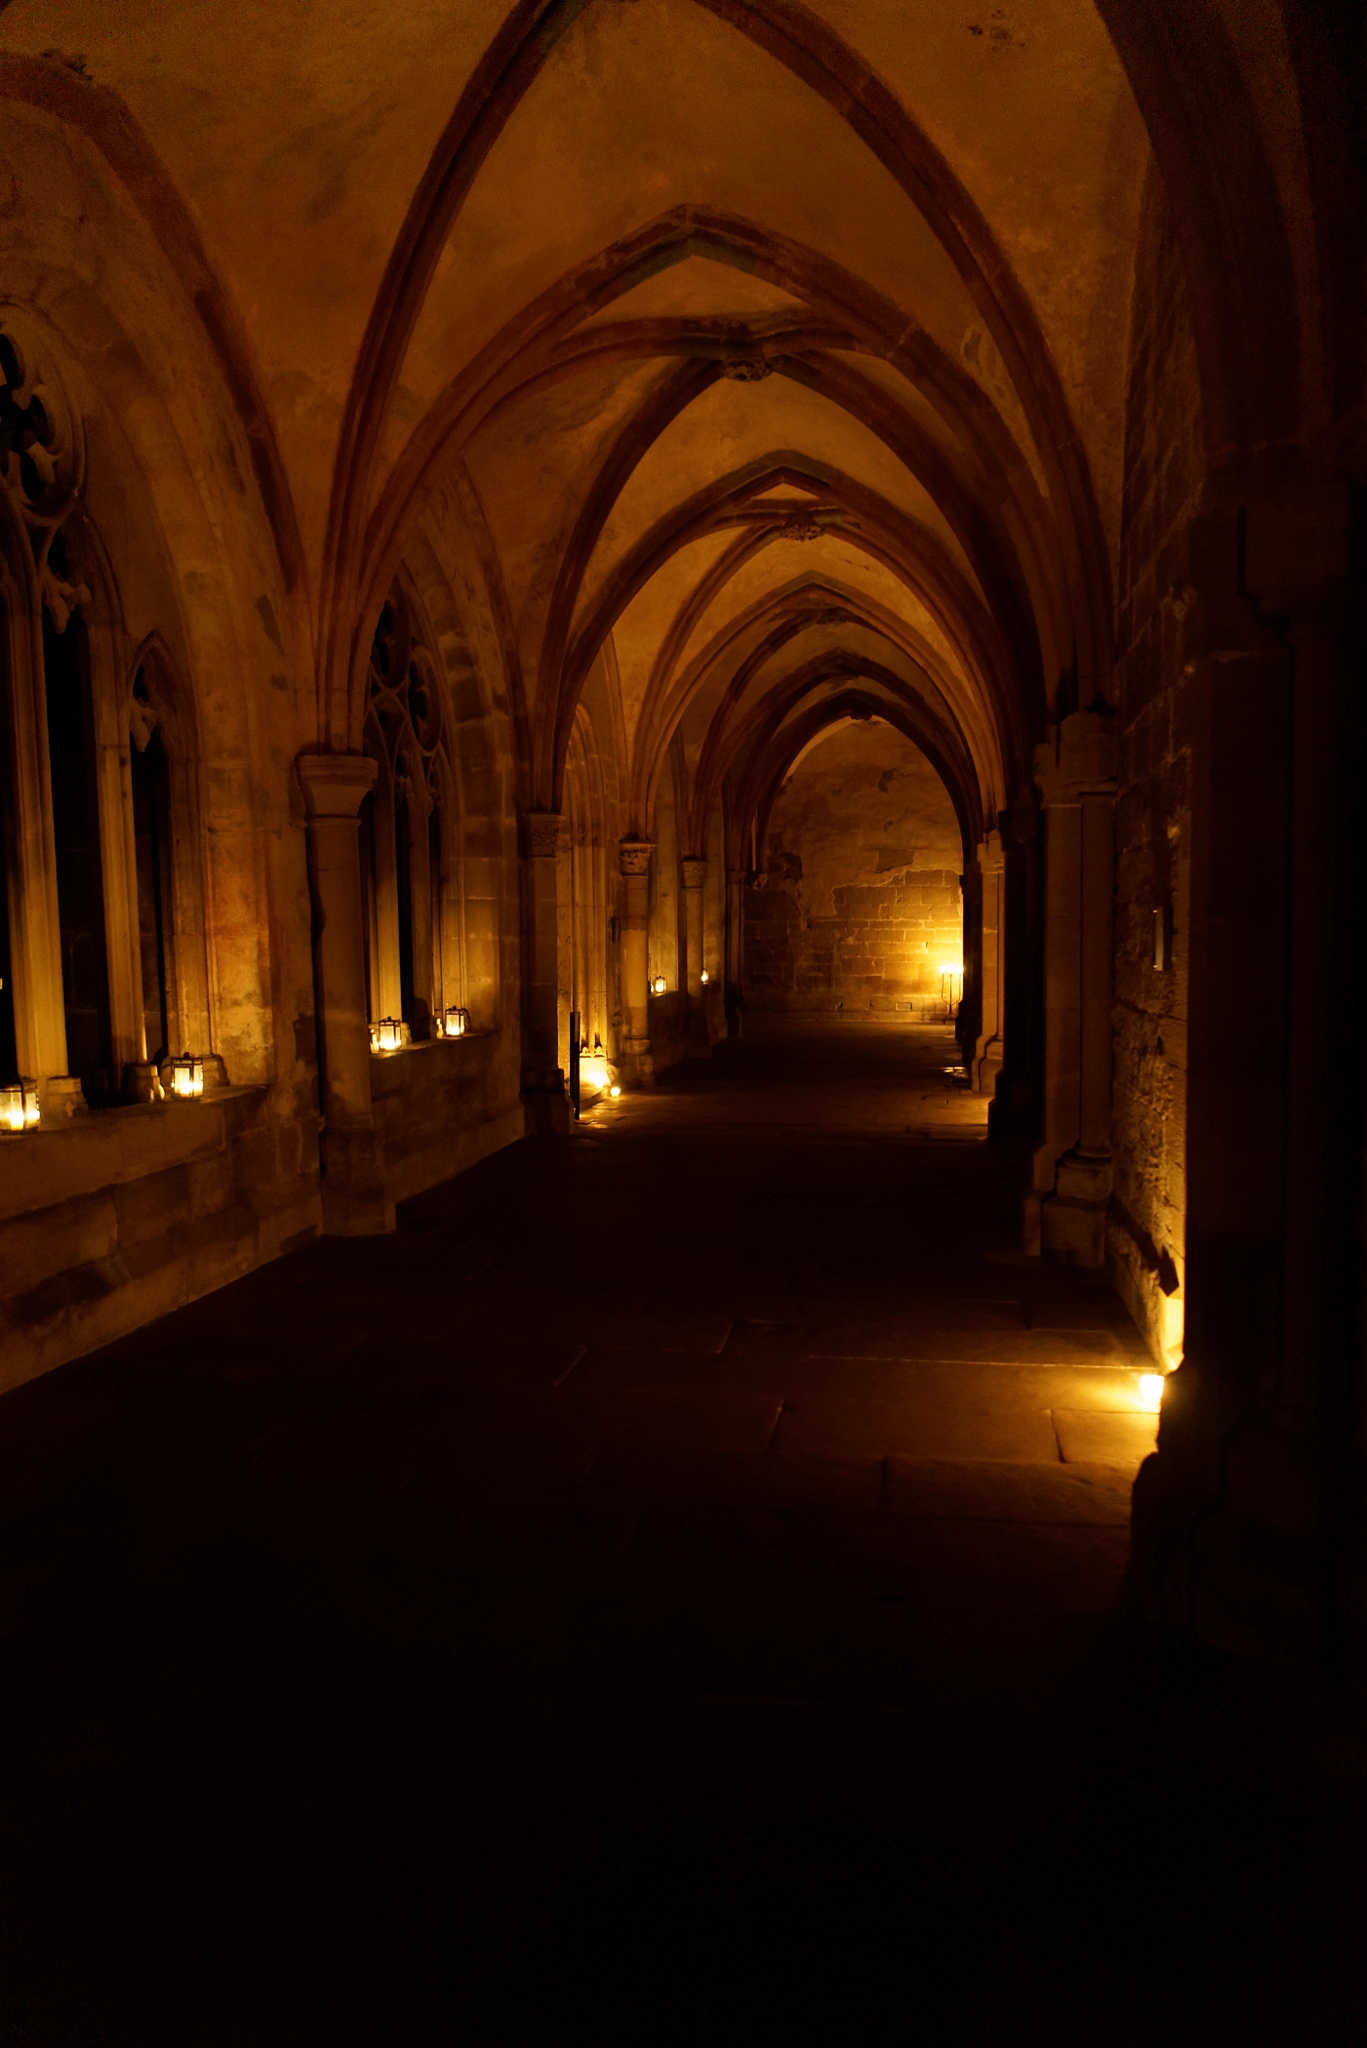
[297,751,378,820]
[783,518,825,542]
[522,810,564,858]
[680,856,708,890]
[618,838,654,878]
[1034,711,1117,804]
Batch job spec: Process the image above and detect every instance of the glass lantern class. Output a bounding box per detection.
[1,1076,39,1132]
[369,1017,405,1053]
[440,1005,470,1038]
[166,1055,204,1099]
[651,974,667,995]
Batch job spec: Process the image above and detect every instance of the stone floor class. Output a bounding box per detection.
[0,1022,1362,2044]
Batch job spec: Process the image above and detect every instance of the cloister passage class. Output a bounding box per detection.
[0,0,1365,2034]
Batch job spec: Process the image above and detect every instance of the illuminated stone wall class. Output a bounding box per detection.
[744,721,962,1013]
[1108,173,1204,1367]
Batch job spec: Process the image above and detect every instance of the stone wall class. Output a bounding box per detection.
[744,721,962,1013]
[1108,172,1205,1366]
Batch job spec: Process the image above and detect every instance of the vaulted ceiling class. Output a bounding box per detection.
[0,0,1150,846]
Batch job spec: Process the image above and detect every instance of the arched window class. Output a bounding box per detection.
[129,665,173,1066]
[2,322,210,1108]
[362,581,461,1041]
[0,601,17,1087]
[43,564,114,1102]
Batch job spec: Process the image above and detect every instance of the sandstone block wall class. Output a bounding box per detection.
[744,721,963,1013]
[1108,174,1203,1366]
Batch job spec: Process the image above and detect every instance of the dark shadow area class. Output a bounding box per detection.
[0,1025,1362,2043]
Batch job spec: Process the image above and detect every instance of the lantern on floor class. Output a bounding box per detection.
[608,1084,621,1098]
[440,1004,469,1038]
[370,1017,405,1053]
[167,1055,204,1099]
[651,974,667,995]
[1,1076,39,1132]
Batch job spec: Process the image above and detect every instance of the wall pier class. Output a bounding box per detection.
[298,752,393,1235]
[1025,711,1116,1266]
[521,811,569,1135]
[617,839,654,1085]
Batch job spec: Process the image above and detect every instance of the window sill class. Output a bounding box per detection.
[368,1029,494,1060]
[0,1086,268,1223]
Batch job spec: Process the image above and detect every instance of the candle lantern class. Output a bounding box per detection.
[167,1055,204,1100]
[1,1076,39,1132]
[440,1005,470,1038]
[700,969,709,985]
[651,974,667,995]
[369,1017,406,1053]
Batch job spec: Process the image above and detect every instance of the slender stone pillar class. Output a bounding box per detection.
[618,839,654,1085]
[297,752,394,1235]
[1025,710,1117,1265]
[972,830,1005,1097]
[521,811,569,1136]
[681,853,707,1001]
[724,867,747,1037]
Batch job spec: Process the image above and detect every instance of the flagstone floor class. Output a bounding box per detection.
[0,1021,1359,2045]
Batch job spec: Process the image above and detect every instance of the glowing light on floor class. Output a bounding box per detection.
[1137,1372,1164,1410]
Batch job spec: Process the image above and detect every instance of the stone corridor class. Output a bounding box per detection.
[2,1022,1361,2043]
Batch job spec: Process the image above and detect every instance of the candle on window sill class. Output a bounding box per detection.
[369,1017,406,1053]
[1,1076,39,1132]
[167,1055,204,1099]
[439,1005,470,1038]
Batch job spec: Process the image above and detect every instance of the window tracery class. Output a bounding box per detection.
[362,580,462,1043]
[0,319,208,1109]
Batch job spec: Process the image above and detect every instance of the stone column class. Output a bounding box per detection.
[724,867,747,1037]
[618,839,654,1085]
[681,854,708,1016]
[1131,483,1367,1662]
[972,830,1005,1097]
[521,810,568,1136]
[297,752,394,1235]
[1025,710,1117,1265]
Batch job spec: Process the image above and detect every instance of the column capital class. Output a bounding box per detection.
[975,828,1006,874]
[521,810,564,858]
[680,855,708,889]
[1034,710,1117,804]
[297,751,377,820]
[618,838,654,878]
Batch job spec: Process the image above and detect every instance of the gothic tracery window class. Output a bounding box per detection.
[362,581,460,1041]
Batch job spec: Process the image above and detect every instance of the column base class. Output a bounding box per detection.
[1028,1149,1112,1267]
[523,1081,570,1137]
[972,1036,1002,1095]
[619,1036,655,1087]
[319,1124,396,1235]
[1129,1398,1339,1665]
